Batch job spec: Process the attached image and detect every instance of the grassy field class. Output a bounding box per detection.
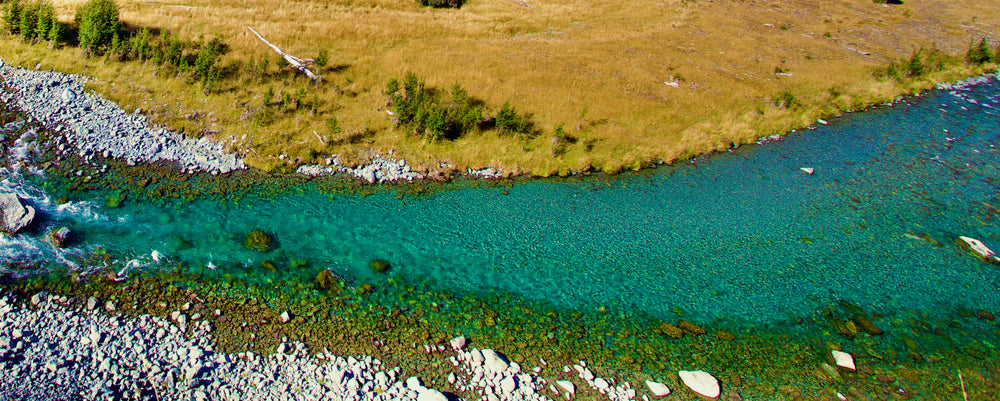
[2,0,999,176]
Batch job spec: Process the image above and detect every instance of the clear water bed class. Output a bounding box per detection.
[3,76,1000,341]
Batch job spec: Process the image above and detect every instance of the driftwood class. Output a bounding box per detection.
[248,27,322,82]
[507,0,537,7]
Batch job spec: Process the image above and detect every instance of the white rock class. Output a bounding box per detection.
[959,236,1000,262]
[556,380,575,395]
[678,370,720,399]
[104,301,115,312]
[450,335,467,350]
[447,372,456,385]
[86,297,98,311]
[594,377,610,393]
[279,311,291,324]
[416,389,448,401]
[500,376,517,394]
[406,376,423,389]
[831,350,856,371]
[800,167,815,175]
[645,380,671,397]
[481,349,508,373]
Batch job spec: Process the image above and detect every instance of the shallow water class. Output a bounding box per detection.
[3,76,1000,331]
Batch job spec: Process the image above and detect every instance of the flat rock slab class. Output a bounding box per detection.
[679,370,720,399]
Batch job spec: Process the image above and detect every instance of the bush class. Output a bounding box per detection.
[419,0,463,8]
[316,48,329,67]
[774,90,797,109]
[3,0,22,34]
[496,101,531,136]
[194,37,223,81]
[967,38,992,65]
[76,0,119,52]
[388,73,488,140]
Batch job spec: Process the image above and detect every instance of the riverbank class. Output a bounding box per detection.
[4,77,1000,399]
[2,0,999,177]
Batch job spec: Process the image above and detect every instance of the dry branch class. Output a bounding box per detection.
[507,0,537,7]
[248,27,322,82]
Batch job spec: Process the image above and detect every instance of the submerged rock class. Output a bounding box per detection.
[657,322,684,338]
[677,320,706,335]
[0,193,35,234]
[369,259,391,273]
[244,230,272,252]
[852,315,883,335]
[316,269,342,292]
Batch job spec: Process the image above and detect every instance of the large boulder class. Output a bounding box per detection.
[0,193,35,234]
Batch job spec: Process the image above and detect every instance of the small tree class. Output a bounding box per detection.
[17,1,36,42]
[966,38,991,65]
[46,16,60,44]
[195,37,223,81]
[76,0,119,52]
[34,2,53,42]
[3,0,22,34]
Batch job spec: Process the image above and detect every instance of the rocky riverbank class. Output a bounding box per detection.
[0,59,245,175]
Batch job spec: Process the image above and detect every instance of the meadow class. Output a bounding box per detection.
[2,0,998,175]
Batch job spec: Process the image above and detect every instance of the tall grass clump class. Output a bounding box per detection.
[75,0,119,52]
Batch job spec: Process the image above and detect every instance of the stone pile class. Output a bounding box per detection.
[0,291,441,401]
[0,59,245,175]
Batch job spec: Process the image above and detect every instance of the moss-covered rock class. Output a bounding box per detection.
[244,229,272,252]
[657,322,684,338]
[677,320,706,335]
[316,269,342,293]
[370,259,391,273]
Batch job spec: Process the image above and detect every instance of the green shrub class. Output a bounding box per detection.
[496,101,532,136]
[33,2,52,41]
[774,90,797,109]
[194,37,223,80]
[3,0,22,34]
[46,16,60,43]
[17,0,36,42]
[419,0,463,8]
[966,38,991,65]
[388,73,488,140]
[76,0,119,52]
[316,48,329,67]
[128,27,151,60]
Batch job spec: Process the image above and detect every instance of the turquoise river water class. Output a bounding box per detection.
[2,75,1000,336]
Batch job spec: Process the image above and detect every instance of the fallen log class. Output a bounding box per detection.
[248,27,322,82]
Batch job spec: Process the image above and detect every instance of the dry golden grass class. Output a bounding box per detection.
[3,0,1000,175]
